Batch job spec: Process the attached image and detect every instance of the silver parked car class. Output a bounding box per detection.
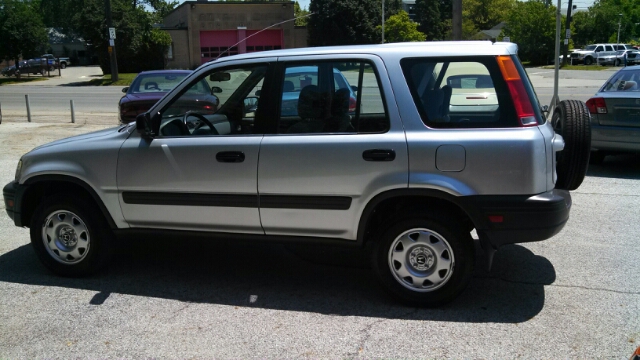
[598,50,640,66]
[587,65,640,163]
[3,42,591,306]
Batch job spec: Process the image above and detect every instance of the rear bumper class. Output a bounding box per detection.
[591,124,640,152]
[463,190,571,248]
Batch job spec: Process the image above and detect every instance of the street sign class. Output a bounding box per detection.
[109,27,116,40]
[108,46,112,54]
[566,29,571,38]
[109,39,114,46]
[564,39,569,45]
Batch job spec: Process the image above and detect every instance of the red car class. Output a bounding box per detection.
[118,70,219,123]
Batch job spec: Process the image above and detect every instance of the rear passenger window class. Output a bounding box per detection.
[277,61,389,134]
[401,57,519,128]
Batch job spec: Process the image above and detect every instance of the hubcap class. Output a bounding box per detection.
[41,210,90,264]
[388,228,455,292]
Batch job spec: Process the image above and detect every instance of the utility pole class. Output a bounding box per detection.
[105,0,118,82]
[616,14,623,44]
[561,1,575,66]
[381,0,385,44]
[452,0,462,40]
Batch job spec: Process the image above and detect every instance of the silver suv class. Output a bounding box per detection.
[3,42,591,306]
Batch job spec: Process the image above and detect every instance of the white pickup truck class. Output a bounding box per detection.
[570,43,635,65]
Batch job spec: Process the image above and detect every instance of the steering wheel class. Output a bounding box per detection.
[183,111,219,135]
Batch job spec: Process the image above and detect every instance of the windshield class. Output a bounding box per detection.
[585,45,597,51]
[601,69,640,92]
[130,73,191,94]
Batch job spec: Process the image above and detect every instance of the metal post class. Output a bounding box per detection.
[551,0,562,114]
[105,0,119,82]
[25,95,32,122]
[0,102,3,124]
[562,0,574,66]
[452,0,462,40]
[70,100,75,123]
[616,14,622,44]
[381,0,384,44]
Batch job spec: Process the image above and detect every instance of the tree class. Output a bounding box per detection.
[414,0,442,40]
[462,0,515,32]
[502,0,560,65]
[0,0,49,73]
[379,10,425,42]
[294,1,309,26]
[308,0,383,46]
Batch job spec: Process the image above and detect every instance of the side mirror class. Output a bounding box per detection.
[136,112,155,138]
[211,86,222,94]
[122,87,129,93]
[255,90,261,96]
[541,105,549,116]
[244,96,259,113]
[351,85,358,93]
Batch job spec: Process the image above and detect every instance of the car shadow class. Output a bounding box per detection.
[0,238,555,323]
[587,153,640,180]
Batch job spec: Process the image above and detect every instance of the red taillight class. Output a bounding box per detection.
[586,97,607,114]
[496,56,538,127]
[349,96,356,112]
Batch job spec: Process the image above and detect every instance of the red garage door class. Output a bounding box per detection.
[200,29,283,64]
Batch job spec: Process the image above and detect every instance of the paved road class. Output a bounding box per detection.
[0,66,638,358]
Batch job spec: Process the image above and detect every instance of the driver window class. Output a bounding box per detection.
[159,65,267,137]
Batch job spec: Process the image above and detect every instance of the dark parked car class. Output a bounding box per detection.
[586,65,640,163]
[118,70,220,123]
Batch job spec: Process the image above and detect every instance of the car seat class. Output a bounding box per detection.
[324,88,353,132]
[422,85,452,122]
[287,85,327,133]
[145,82,159,90]
[283,80,295,92]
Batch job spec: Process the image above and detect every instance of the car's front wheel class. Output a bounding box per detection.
[584,57,593,65]
[371,216,474,307]
[30,194,113,276]
[60,63,66,69]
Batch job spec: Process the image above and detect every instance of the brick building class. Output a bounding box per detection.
[162,0,308,69]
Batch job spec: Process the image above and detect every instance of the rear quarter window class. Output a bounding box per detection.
[400,57,519,128]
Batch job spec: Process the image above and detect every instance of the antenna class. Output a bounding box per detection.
[213,12,315,61]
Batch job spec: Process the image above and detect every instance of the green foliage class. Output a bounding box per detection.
[308,0,384,45]
[503,0,560,65]
[463,0,515,32]
[378,10,425,42]
[0,0,49,64]
[415,0,442,40]
[294,1,310,26]
[571,0,640,47]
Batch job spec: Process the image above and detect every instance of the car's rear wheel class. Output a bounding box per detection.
[552,100,591,190]
[371,216,474,307]
[60,63,66,69]
[30,194,113,276]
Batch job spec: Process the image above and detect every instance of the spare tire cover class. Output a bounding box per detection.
[552,100,591,191]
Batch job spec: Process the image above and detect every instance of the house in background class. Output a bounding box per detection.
[162,0,308,69]
[47,28,93,65]
[476,22,506,42]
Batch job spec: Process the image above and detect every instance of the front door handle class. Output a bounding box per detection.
[216,151,245,163]
[363,149,396,162]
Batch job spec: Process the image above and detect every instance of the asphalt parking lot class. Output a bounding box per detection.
[0,66,639,358]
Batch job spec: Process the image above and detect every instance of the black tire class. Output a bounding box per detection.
[60,63,66,69]
[371,216,474,307]
[552,100,591,190]
[584,57,593,65]
[30,194,113,276]
[589,151,606,165]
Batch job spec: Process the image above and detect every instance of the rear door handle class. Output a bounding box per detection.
[216,151,245,163]
[362,149,396,162]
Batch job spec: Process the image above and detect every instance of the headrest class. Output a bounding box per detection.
[283,80,294,92]
[297,85,326,119]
